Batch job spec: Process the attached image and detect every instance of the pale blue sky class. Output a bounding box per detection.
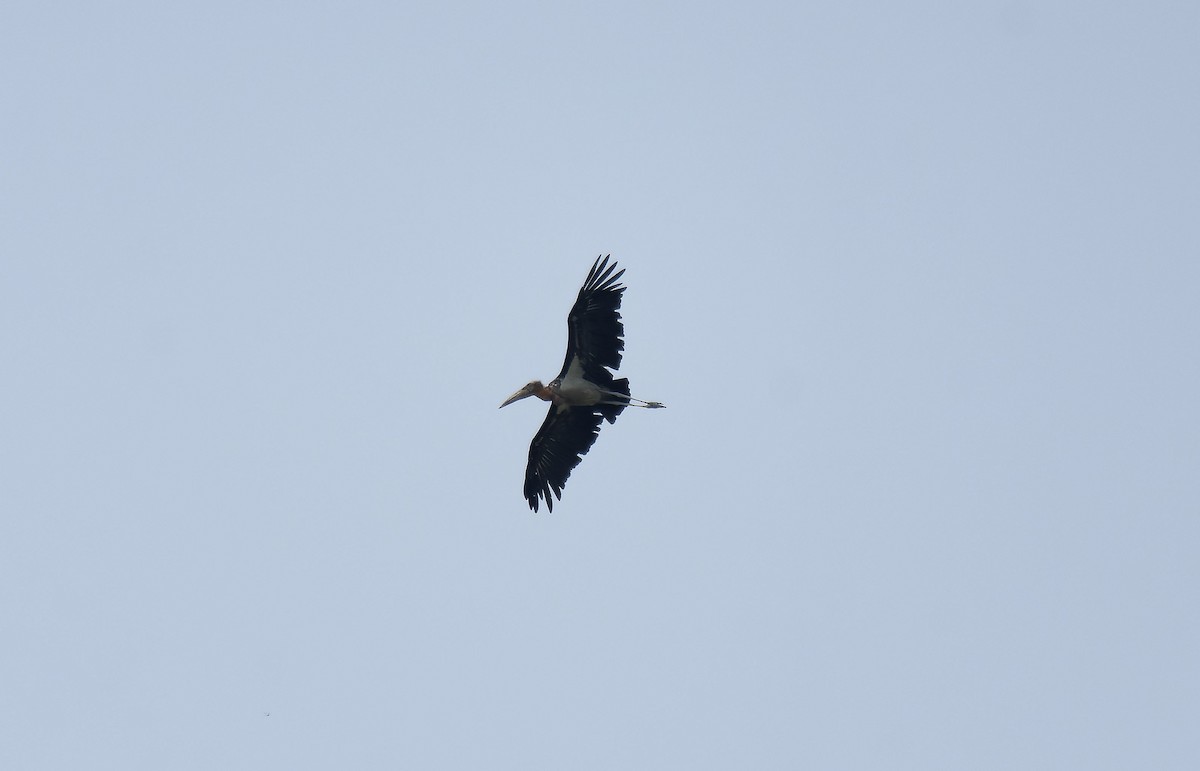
[2,2,1197,769]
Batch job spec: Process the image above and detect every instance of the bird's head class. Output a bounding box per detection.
[499,380,545,408]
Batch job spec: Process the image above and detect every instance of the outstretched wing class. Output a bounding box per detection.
[524,404,605,512]
[557,254,626,385]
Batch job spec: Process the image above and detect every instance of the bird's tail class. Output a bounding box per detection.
[597,378,630,424]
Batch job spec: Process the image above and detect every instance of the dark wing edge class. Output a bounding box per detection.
[558,254,627,382]
[524,405,605,512]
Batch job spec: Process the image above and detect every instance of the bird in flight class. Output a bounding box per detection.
[500,255,664,512]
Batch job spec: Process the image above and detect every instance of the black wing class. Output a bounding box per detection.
[557,254,626,384]
[524,404,605,512]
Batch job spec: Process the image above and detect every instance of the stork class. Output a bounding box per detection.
[500,255,664,512]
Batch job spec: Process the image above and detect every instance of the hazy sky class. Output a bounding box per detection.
[2,2,1197,769]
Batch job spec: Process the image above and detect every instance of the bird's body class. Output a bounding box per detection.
[500,255,663,512]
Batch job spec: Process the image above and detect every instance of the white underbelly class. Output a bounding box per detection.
[559,357,602,405]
